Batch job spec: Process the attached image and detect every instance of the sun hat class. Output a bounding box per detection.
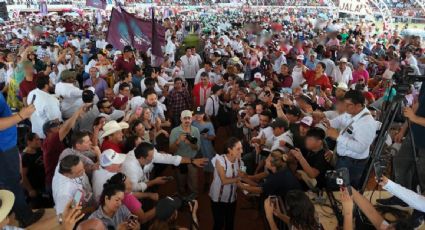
[100,121,129,139]
[100,149,126,167]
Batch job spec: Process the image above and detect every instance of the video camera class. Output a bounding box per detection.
[392,65,425,95]
[326,167,352,194]
[185,133,198,145]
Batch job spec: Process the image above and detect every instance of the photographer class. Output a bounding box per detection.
[169,110,201,196]
[379,84,425,208]
[149,197,199,230]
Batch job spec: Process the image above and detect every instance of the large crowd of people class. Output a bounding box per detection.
[0,4,425,230]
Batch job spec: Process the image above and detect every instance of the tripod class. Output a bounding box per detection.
[359,93,420,194]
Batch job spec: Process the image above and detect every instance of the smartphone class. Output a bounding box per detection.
[30,94,36,105]
[315,85,321,95]
[165,176,174,181]
[200,128,209,134]
[269,195,278,207]
[240,165,247,173]
[127,215,137,222]
[72,190,83,208]
[135,106,142,117]
[374,161,384,182]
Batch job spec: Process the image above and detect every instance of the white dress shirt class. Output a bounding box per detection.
[205,95,219,117]
[383,179,425,212]
[180,55,200,80]
[27,89,62,138]
[92,168,117,202]
[331,67,353,85]
[52,166,92,215]
[121,149,182,192]
[257,126,274,148]
[330,108,377,160]
[55,82,83,119]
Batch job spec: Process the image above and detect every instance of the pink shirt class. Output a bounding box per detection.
[352,69,369,84]
[123,193,142,214]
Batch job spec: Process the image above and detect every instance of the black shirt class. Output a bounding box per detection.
[412,84,425,148]
[22,150,45,191]
[301,149,333,188]
[261,168,302,198]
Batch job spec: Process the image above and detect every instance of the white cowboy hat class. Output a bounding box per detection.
[100,120,129,139]
[0,190,15,222]
[100,149,126,167]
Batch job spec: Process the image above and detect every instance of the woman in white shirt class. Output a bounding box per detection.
[209,137,243,230]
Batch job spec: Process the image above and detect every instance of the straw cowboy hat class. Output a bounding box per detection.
[0,190,15,222]
[100,120,129,139]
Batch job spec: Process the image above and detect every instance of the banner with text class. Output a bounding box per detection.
[338,0,372,15]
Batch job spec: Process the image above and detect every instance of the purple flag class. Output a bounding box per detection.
[86,0,107,10]
[39,1,48,16]
[107,7,166,54]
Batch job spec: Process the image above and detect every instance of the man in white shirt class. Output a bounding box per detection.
[52,155,93,215]
[291,55,306,88]
[165,36,177,64]
[331,58,353,86]
[205,85,223,117]
[272,50,287,74]
[180,47,200,87]
[121,142,207,193]
[326,90,377,188]
[54,70,83,119]
[269,118,294,152]
[321,52,336,77]
[92,149,126,202]
[27,77,61,139]
[194,61,214,84]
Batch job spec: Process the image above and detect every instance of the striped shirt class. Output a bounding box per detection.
[209,154,243,203]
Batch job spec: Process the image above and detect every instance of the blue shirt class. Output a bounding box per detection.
[0,94,17,152]
[56,35,67,46]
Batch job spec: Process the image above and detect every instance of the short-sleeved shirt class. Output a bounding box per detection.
[89,205,132,229]
[123,193,142,214]
[114,57,136,74]
[300,149,333,188]
[22,150,45,190]
[169,125,201,158]
[0,94,16,152]
[42,132,65,188]
[261,168,302,198]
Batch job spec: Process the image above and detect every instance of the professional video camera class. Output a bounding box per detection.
[392,65,425,95]
[326,168,350,187]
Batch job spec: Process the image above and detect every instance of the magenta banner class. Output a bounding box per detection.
[86,0,107,10]
[106,7,165,56]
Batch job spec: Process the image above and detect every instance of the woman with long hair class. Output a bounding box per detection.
[209,137,243,230]
[106,172,156,224]
[264,190,323,230]
[191,106,216,191]
[140,107,168,144]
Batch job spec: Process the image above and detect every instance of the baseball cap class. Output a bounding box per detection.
[254,72,265,81]
[339,57,348,63]
[123,45,134,53]
[156,197,182,221]
[336,82,349,91]
[300,116,313,127]
[181,110,193,118]
[298,94,314,106]
[270,118,289,130]
[194,106,205,115]
[296,55,304,60]
[100,149,126,167]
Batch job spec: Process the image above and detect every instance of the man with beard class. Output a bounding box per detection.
[169,110,201,196]
[142,89,166,123]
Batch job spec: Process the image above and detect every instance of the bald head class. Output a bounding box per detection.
[76,218,106,230]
